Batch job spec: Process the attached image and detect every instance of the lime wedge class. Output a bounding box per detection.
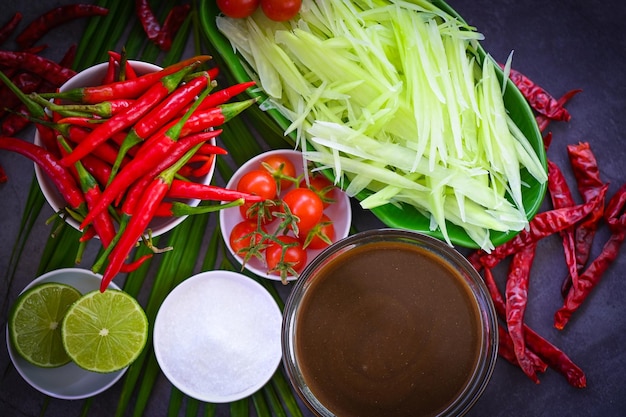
[9,282,82,368]
[61,289,148,373]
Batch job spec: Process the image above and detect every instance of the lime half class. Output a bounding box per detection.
[61,289,148,373]
[9,282,82,368]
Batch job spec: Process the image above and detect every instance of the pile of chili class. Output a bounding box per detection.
[0,54,261,288]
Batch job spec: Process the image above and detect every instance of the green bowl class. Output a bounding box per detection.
[199,0,547,249]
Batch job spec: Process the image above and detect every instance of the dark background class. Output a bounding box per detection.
[1,1,625,416]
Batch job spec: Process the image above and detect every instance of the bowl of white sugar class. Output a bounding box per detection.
[153,270,283,402]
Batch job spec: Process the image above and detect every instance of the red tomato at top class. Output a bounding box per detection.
[217,0,260,19]
[281,187,324,235]
[261,154,297,192]
[236,169,277,200]
[260,0,301,21]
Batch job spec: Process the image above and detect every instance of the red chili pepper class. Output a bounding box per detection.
[135,0,161,42]
[62,125,131,167]
[80,154,112,186]
[547,160,579,296]
[108,50,138,81]
[536,89,582,132]
[503,65,573,121]
[109,73,212,181]
[186,81,256,114]
[31,93,136,118]
[483,267,586,387]
[79,89,217,229]
[497,323,547,381]
[155,4,191,51]
[59,44,77,69]
[562,142,606,296]
[100,141,203,291]
[154,198,244,217]
[167,179,264,202]
[0,137,84,210]
[60,62,198,167]
[0,51,76,86]
[102,54,117,85]
[478,187,608,269]
[0,12,22,46]
[15,4,109,49]
[178,98,259,136]
[604,184,626,222]
[505,243,537,381]
[40,55,212,104]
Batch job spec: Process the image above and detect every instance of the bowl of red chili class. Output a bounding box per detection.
[34,60,218,238]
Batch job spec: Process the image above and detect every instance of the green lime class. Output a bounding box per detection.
[9,282,82,368]
[61,289,148,373]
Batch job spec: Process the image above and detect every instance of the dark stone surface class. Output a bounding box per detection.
[1,1,625,416]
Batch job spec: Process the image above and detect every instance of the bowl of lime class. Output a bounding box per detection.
[6,268,148,399]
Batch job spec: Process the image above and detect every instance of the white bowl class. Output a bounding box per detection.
[219,149,352,282]
[34,60,216,237]
[6,268,126,400]
[153,270,283,403]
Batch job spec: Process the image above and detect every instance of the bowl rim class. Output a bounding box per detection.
[6,268,126,400]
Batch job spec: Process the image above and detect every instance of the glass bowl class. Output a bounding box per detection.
[6,268,126,400]
[282,229,498,417]
[34,60,216,238]
[219,149,352,282]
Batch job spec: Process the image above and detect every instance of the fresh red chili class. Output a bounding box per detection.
[183,81,256,114]
[503,65,573,121]
[79,89,215,229]
[102,54,117,85]
[31,93,136,118]
[39,55,211,103]
[154,199,244,217]
[100,142,202,291]
[536,89,582,132]
[505,243,537,380]
[167,179,264,203]
[478,187,608,269]
[155,4,191,51]
[108,50,138,81]
[483,267,587,387]
[60,62,198,167]
[15,4,109,49]
[178,98,258,136]
[0,51,76,86]
[0,12,22,46]
[0,136,84,210]
[547,160,579,296]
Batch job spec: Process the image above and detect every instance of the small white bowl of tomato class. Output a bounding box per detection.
[219,149,351,283]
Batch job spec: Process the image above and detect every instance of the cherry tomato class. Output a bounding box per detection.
[281,188,324,235]
[300,214,335,250]
[260,0,301,22]
[300,172,337,208]
[236,169,277,200]
[261,154,297,192]
[217,0,260,19]
[229,220,266,257]
[265,235,307,279]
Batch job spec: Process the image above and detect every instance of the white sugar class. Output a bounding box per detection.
[154,271,283,402]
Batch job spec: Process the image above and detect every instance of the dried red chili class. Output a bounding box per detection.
[0,12,22,46]
[503,65,573,121]
[135,0,161,42]
[547,160,579,295]
[536,89,582,132]
[155,4,191,51]
[505,243,537,380]
[15,4,109,50]
[0,51,76,86]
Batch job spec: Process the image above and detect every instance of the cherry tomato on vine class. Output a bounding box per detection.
[265,235,307,280]
[281,187,324,235]
[261,154,297,191]
[229,220,266,257]
[260,0,301,22]
[237,169,277,200]
[300,214,335,250]
[216,0,260,19]
[300,172,337,208]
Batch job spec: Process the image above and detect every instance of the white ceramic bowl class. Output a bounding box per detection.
[153,270,283,403]
[34,60,216,237]
[6,268,126,400]
[219,149,352,282]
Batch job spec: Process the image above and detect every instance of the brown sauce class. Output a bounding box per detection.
[295,241,481,417]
